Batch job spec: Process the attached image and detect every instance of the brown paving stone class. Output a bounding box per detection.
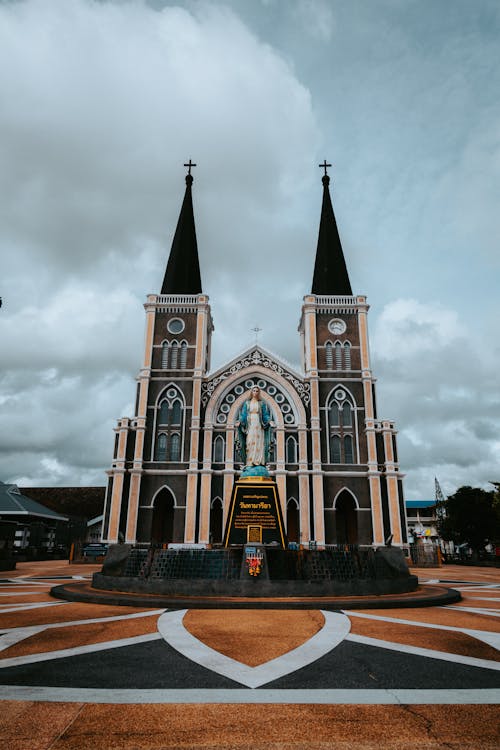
[183,609,324,666]
[0,701,84,750]
[0,603,155,630]
[0,593,52,605]
[0,700,29,727]
[44,704,500,749]
[356,607,500,632]
[349,617,500,661]
[413,565,500,583]
[0,613,160,659]
[10,561,100,578]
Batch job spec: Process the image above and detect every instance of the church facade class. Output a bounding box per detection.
[101,168,407,548]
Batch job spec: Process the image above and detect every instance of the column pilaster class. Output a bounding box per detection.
[297,427,310,543]
[106,418,130,543]
[184,297,209,543]
[366,418,384,545]
[382,420,402,544]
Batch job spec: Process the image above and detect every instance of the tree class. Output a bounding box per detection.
[438,485,500,552]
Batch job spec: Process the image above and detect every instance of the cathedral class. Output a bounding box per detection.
[101,165,408,549]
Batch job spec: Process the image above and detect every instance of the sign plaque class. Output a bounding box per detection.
[223,478,286,548]
[247,525,262,543]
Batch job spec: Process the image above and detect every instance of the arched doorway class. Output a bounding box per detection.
[151,488,175,544]
[335,491,358,544]
[286,499,300,543]
[210,498,223,545]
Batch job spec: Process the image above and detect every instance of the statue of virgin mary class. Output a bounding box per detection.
[236,386,273,474]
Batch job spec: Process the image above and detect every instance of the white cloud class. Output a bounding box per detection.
[372,298,462,359]
[0,0,319,277]
[1,0,499,505]
[0,0,320,486]
[292,0,335,41]
[372,298,500,498]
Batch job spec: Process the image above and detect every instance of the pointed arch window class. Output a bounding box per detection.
[327,390,357,464]
[155,433,167,461]
[325,341,333,369]
[180,341,188,369]
[344,435,353,463]
[169,433,181,462]
[154,387,185,462]
[213,434,225,463]
[161,342,169,369]
[171,399,182,425]
[335,341,342,369]
[330,435,341,464]
[344,342,351,369]
[341,401,352,427]
[159,400,169,425]
[170,341,178,369]
[329,402,339,426]
[286,435,298,464]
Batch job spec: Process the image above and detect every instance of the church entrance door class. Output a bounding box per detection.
[335,491,358,544]
[210,498,223,544]
[151,489,175,544]
[286,500,300,543]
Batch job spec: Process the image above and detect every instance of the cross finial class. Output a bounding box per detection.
[251,325,262,344]
[319,159,331,177]
[184,159,197,176]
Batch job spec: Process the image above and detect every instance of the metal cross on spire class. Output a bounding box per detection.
[184,159,197,176]
[251,325,262,344]
[319,159,331,177]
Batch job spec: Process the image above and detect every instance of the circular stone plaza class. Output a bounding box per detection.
[0,559,498,749]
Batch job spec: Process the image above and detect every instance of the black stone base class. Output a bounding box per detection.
[90,543,425,602]
[53,580,461,610]
[92,571,418,598]
[0,558,16,571]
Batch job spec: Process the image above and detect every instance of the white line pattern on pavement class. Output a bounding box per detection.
[158,609,351,689]
[0,591,46,596]
[0,602,69,615]
[0,686,498,704]
[445,605,500,617]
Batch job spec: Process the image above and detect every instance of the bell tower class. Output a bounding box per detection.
[102,163,213,544]
[299,163,406,547]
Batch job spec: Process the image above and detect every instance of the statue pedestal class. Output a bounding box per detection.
[223,477,286,548]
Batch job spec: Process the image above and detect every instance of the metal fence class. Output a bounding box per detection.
[121,544,386,581]
[409,544,440,567]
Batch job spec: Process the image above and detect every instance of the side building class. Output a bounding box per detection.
[101,168,407,548]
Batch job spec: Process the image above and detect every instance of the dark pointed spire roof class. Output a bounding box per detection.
[161,169,202,295]
[311,172,352,295]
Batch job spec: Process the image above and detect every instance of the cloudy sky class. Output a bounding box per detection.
[1,0,499,499]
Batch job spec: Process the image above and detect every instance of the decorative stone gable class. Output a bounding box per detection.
[201,347,310,407]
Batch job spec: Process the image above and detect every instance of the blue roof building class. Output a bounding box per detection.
[0,481,68,553]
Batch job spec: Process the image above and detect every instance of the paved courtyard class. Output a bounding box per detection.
[0,561,498,749]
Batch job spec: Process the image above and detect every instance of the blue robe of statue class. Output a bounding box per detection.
[237,398,273,467]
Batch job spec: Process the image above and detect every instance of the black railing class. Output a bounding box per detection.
[122,544,384,581]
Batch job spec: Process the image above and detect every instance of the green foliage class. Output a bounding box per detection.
[438,485,500,551]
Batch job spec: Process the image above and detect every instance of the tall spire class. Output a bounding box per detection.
[161,161,202,295]
[311,162,352,295]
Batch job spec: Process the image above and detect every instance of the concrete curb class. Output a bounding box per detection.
[50,581,461,610]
